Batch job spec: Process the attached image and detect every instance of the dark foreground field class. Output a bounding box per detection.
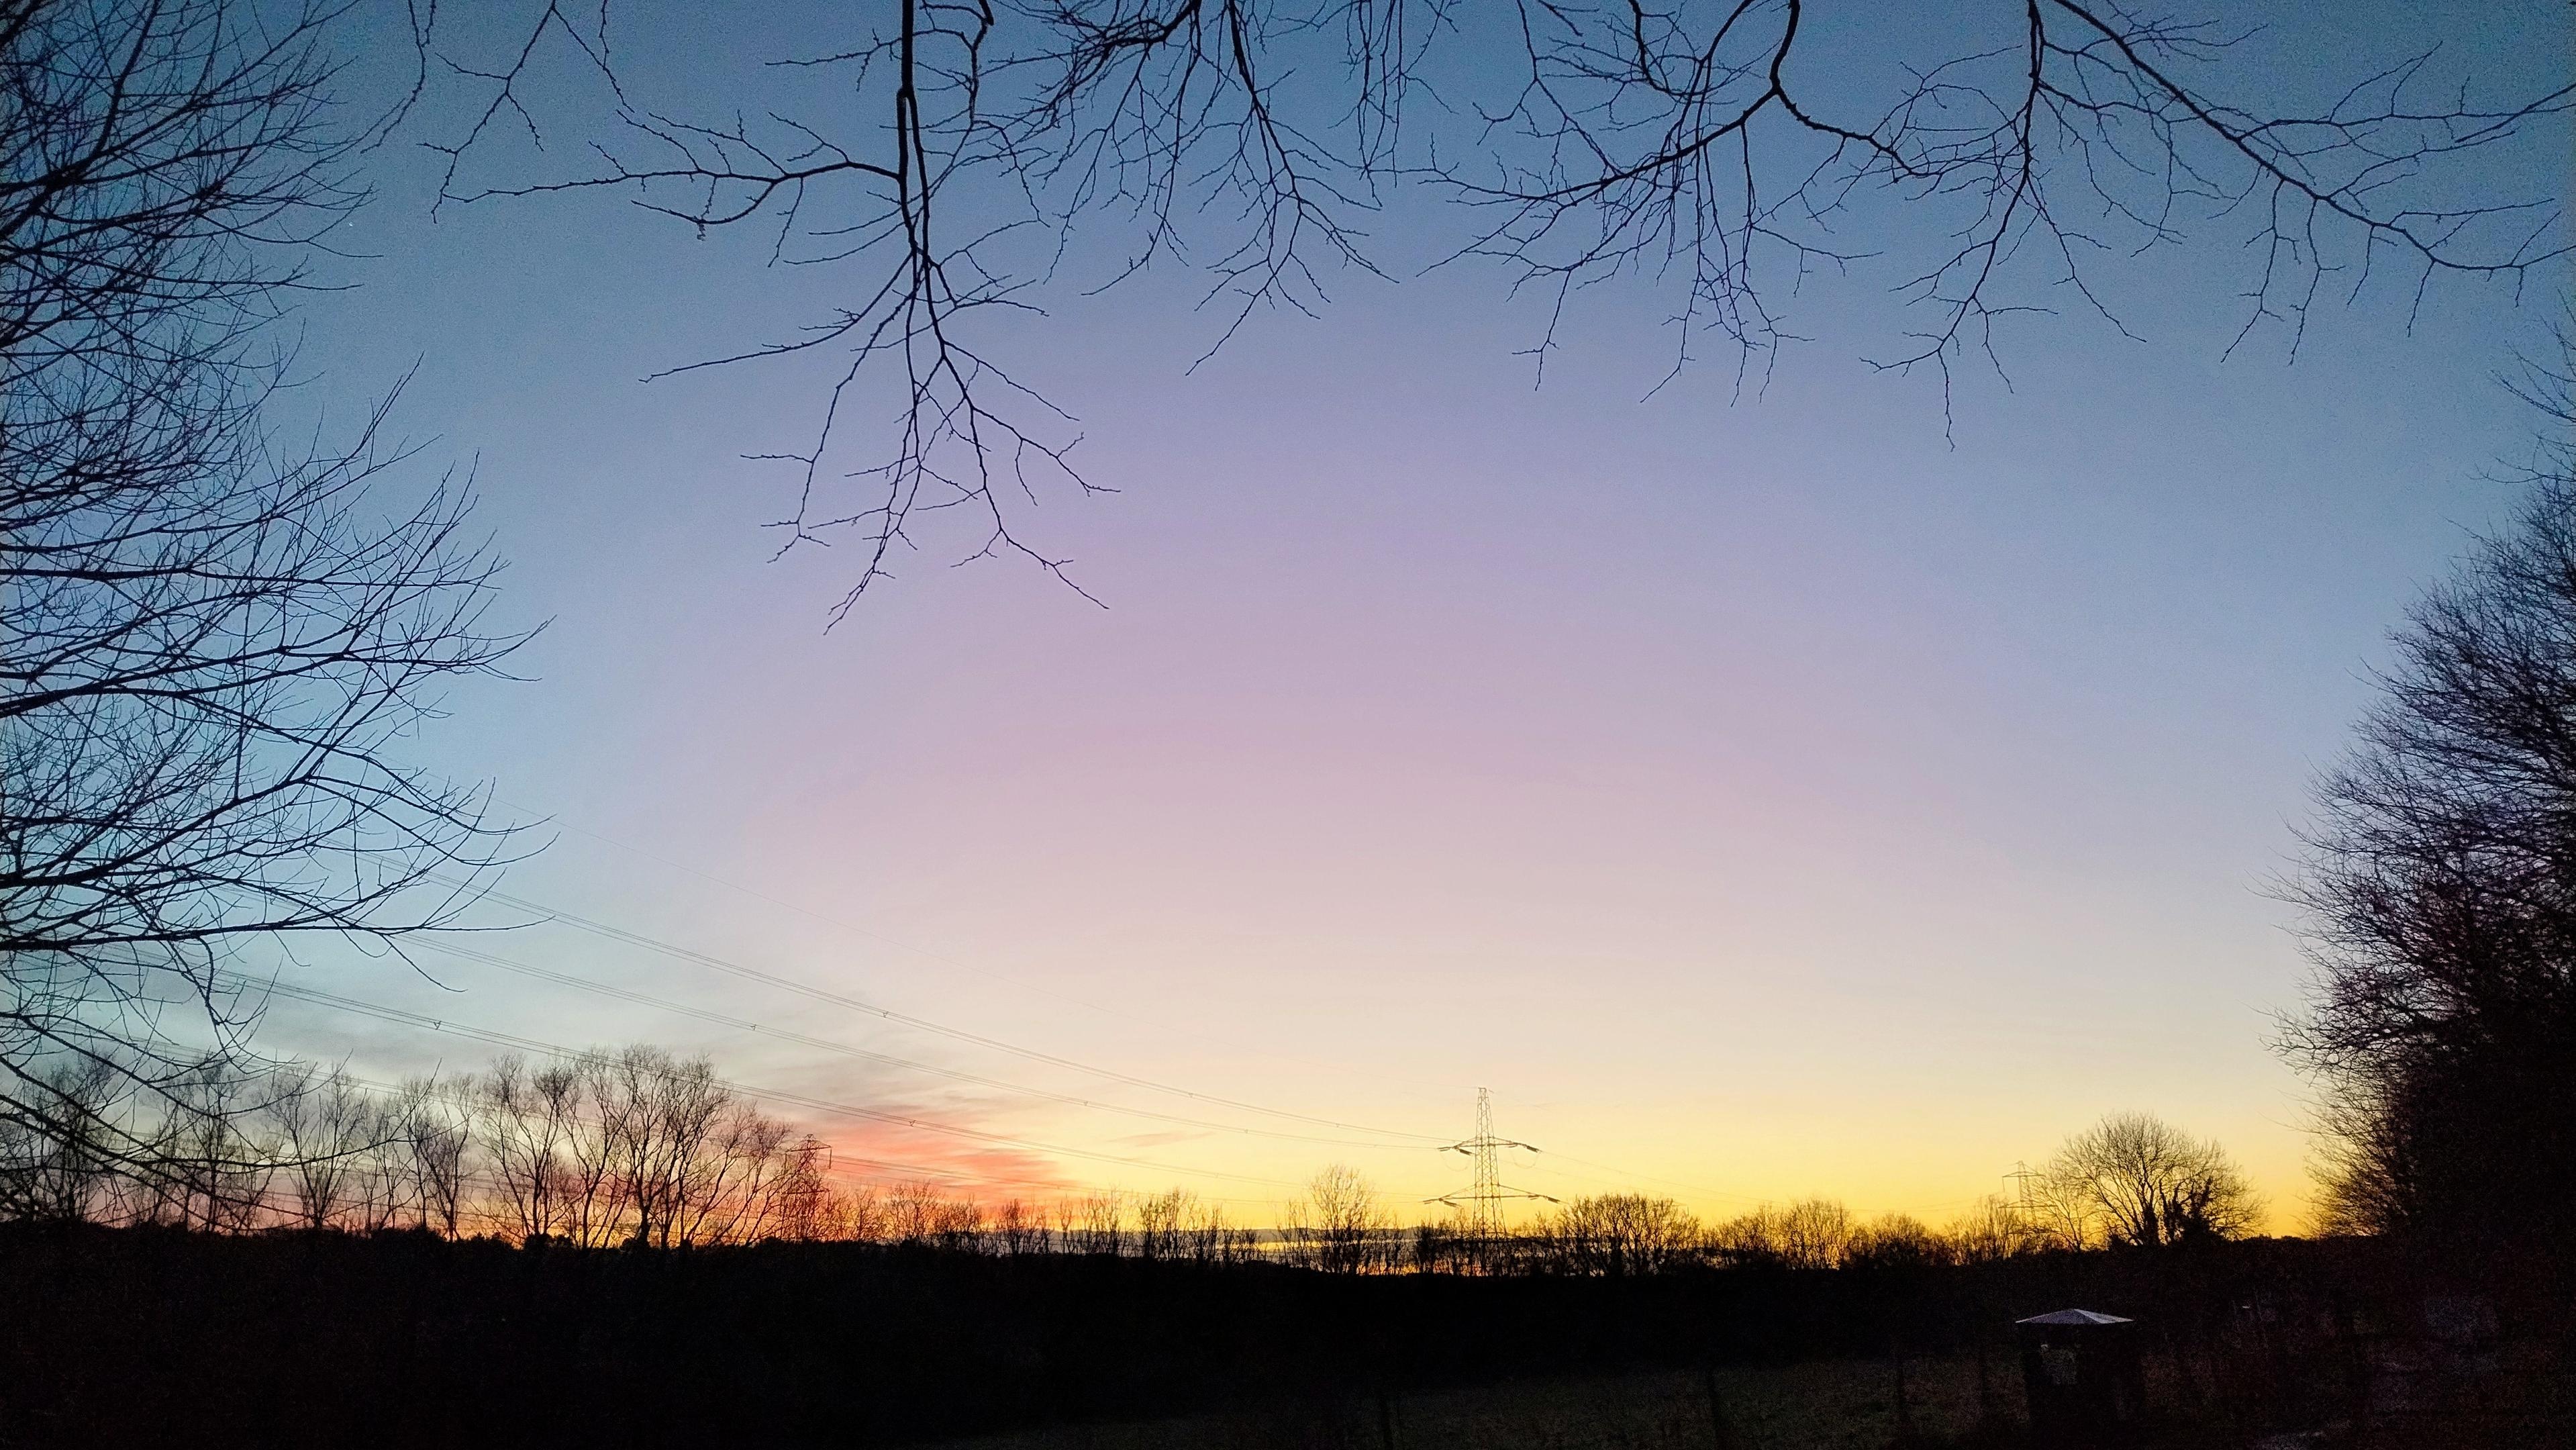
[1,1226,2564,1449]
[934,1349,2574,1450]
[932,1358,2021,1450]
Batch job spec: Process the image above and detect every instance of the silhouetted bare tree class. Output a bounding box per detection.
[3,1034,989,1245]
[546,1045,803,1248]
[1182,1194,1251,1264]
[990,1195,1052,1255]
[1284,1164,1391,1273]
[399,1074,475,1238]
[1060,1190,1127,1255]
[419,1,2569,614]
[2041,1112,2259,1248]
[268,1065,377,1230]
[1544,1192,1704,1277]
[931,1193,987,1251]
[138,1058,279,1231]
[0,1056,116,1221]
[1134,1186,1187,1261]
[1703,1197,1856,1267]
[887,1177,948,1246]
[838,1181,892,1243]
[1942,1194,2039,1265]
[0,0,526,1200]
[477,1055,582,1241]
[1777,1197,1854,1269]
[2289,371,2576,1255]
[1707,1202,1784,1267]
[1843,1212,1952,1271]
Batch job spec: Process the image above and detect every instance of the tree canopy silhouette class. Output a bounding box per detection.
[2289,355,2576,1257]
[2039,1111,2260,1249]
[0,0,524,1206]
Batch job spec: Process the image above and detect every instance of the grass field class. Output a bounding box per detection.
[932,1354,2026,1449]
[929,1342,2576,1450]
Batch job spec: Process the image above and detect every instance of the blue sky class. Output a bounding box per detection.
[245,0,2572,1223]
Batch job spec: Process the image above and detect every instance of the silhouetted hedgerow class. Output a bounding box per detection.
[1,1221,2556,1449]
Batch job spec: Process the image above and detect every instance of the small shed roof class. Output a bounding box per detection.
[2017,1308,2134,1326]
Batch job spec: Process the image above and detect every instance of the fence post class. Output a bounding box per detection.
[1705,1363,1736,1450]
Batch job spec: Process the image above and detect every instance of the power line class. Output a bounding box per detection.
[497,802,1467,1101]
[246,974,1311,1192]
[495,801,1134,1022]
[432,881,1448,1144]
[1518,1152,1770,1207]
[1510,1150,1992,1220]
[403,935,1424,1151]
[326,1069,1075,1197]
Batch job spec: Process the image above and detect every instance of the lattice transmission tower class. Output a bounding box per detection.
[1429,1088,1552,1246]
[2008,1161,2041,1220]
[2005,1159,2045,1250]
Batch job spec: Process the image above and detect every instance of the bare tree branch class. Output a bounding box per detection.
[1,0,532,1198]
[417,1,2569,607]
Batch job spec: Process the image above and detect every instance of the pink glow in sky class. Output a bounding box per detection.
[248,0,2573,1233]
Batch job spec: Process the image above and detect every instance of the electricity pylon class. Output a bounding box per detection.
[1428,1088,1552,1251]
[2005,1160,2044,1251]
[2007,1161,2041,1220]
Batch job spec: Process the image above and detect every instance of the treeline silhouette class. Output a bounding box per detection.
[15,1039,2557,1448]
[32,1042,2534,1449]
[3,1198,2552,1449]
[3,1039,2263,1280]
[2288,355,2576,1268]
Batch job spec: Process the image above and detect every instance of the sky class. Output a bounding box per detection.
[248,0,2572,1228]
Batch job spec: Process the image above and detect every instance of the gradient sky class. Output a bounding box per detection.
[249,1,2572,1228]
